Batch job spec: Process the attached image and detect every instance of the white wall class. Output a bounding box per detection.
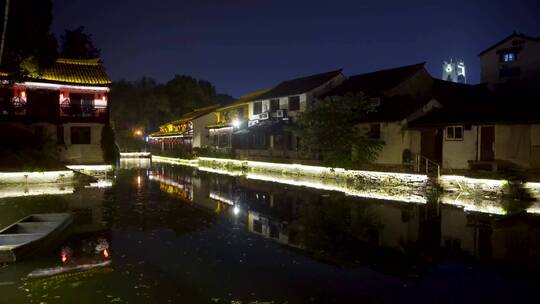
[60,123,105,164]
[480,37,540,89]
[192,113,216,148]
[442,126,478,169]
[360,122,421,165]
[495,124,531,168]
[248,93,307,121]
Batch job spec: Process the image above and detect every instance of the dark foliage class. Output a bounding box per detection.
[292,92,384,168]
[100,124,120,165]
[60,26,101,59]
[0,0,58,76]
[110,76,232,150]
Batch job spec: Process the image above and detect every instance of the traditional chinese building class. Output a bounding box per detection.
[0,58,112,164]
[234,69,345,159]
[206,89,270,152]
[147,105,219,154]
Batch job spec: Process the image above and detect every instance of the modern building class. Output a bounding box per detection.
[442,59,466,83]
[479,32,540,90]
[0,58,112,164]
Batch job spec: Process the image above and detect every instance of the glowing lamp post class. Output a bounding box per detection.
[232,119,241,128]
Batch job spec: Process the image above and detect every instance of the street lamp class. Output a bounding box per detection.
[232,119,241,128]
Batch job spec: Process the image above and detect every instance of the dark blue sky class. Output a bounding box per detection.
[52,0,539,97]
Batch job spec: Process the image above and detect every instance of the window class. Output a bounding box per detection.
[368,123,381,139]
[70,127,91,144]
[288,96,300,111]
[253,102,262,115]
[270,99,280,112]
[445,126,463,140]
[502,53,516,62]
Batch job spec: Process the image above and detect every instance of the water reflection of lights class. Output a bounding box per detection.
[0,170,74,184]
[85,179,113,188]
[149,174,193,201]
[439,175,507,192]
[233,205,240,216]
[246,173,427,204]
[198,166,243,176]
[0,184,74,198]
[120,158,152,169]
[66,165,113,172]
[137,175,142,186]
[440,195,506,215]
[120,152,151,158]
[209,193,234,205]
[151,155,198,167]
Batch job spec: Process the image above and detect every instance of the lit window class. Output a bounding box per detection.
[253,102,262,115]
[446,126,463,140]
[503,53,515,62]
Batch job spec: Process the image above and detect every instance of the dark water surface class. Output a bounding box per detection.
[1,159,540,303]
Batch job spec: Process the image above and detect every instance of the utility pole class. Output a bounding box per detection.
[0,0,10,66]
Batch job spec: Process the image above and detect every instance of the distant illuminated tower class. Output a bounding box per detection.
[442,59,466,83]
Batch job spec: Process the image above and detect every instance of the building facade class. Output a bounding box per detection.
[0,58,112,164]
[234,69,346,159]
[479,32,540,90]
[147,105,219,154]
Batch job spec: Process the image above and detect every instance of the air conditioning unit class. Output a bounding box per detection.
[248,120,259,128]
[259,112,269,120]
[276,109,286,118]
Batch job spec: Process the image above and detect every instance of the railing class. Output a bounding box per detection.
[60,105,108,118]
[415,154,440,178]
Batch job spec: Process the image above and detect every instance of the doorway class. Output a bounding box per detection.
[420,128,443,164]
[480,126,495,161]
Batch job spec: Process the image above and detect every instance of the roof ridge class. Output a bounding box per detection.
[349,62,426,78]
[279,68,343,83]
[56,58,102,65]
[478,32,540,56]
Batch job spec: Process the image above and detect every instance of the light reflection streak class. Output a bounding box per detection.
[209,193,234,205]
[0,171,74,184]
[440,194,506,215]
[0,184,74,198]
[246,173,427,204]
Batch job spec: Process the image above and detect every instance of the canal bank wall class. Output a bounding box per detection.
[151,155,540,203]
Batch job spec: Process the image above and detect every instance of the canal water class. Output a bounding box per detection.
[1,159,540,303]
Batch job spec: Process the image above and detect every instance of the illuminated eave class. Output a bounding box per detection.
[19,81,110,92]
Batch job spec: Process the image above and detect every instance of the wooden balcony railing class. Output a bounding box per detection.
[60,105,108,119]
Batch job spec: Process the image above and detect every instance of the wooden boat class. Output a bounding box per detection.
[0,213,73,263]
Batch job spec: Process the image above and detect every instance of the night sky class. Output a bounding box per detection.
[52,0,539,97]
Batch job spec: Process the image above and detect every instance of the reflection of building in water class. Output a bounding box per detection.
[248,211,301,248]
[67,187,108,235]
[0,183,74,198]
[150,163,540,268]
[120,157,152,169]
[149,172,194,202]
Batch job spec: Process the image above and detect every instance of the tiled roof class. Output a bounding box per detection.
[215,88,272,112]
[171,104,221,124]
[255,69,343,100]
[478,32,540,56]
[326,63,426,96]
[38,58,111,85]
